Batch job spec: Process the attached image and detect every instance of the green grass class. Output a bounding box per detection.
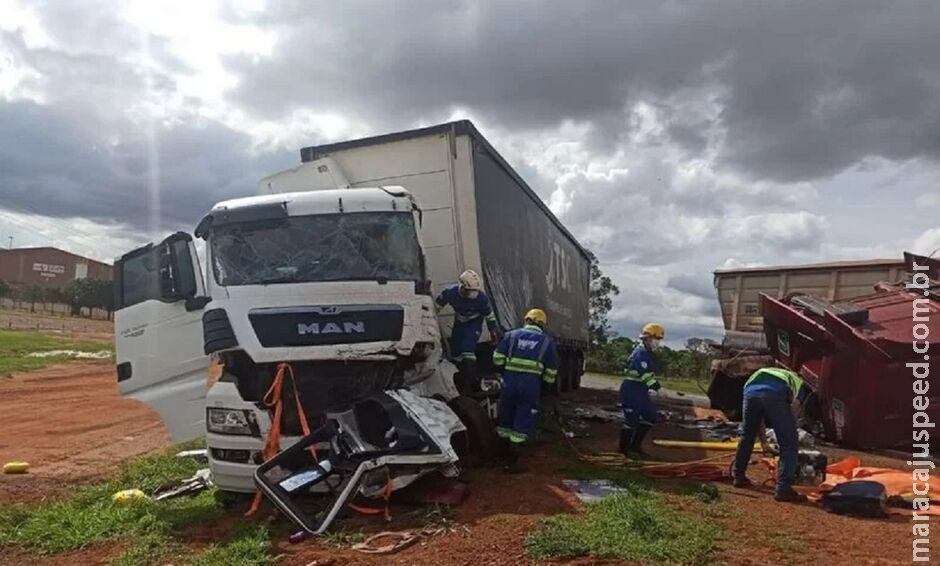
[0,440,272,565]
[527,491,720,564]
[532,429,724,564]
[0,329,113,373]
[586,372,709,396]
[0,441,217,554]
[190,525,272,566]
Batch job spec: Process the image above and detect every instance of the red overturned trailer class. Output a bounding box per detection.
[759,253,940,449]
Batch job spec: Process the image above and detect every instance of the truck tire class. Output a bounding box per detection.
[448,395,497,468]
[570,353,582,391]
[214,489,252,509]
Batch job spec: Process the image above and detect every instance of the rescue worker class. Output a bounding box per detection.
[732,366,810,503]
[492,308,559,473]
[435,269,501,394]
[619,323,665,458]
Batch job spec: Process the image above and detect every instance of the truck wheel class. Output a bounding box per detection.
[448,395,497,468]
[568,354,581,391]
[213,489,252,509]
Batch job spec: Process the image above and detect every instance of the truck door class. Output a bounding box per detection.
[114,232,210,443]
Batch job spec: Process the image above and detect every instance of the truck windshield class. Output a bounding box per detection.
[210,212,423,286]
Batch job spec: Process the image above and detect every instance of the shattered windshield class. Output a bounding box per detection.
[210,212,423,286]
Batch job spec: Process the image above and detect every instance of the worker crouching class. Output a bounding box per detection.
[619,323,665,458]
[732,367,810,503]
[493,308,559,474]
[435,269,502,394]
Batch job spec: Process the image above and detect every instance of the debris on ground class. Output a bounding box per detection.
[111,488,149,505]
[175,448,209,463]
[3,461,30,474]
[352,531,421,554]
[153,468,212,501]
[26,350,113,360]
[562,479,630,503]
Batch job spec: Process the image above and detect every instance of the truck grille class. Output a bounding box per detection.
[248,305,404,347]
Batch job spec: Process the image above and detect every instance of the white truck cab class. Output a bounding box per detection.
[115,167,463,494]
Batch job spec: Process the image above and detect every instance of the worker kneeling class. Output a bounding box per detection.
[435,269,501,394]
[732,367,810,503]
[493,308,559,474]
[619,323,665,458]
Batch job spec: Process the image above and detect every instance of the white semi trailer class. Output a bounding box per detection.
[113,121,590,518]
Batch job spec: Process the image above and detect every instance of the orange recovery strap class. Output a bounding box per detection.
[245,362,316,517]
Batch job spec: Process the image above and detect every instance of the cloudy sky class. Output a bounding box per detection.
[1,0,939,342]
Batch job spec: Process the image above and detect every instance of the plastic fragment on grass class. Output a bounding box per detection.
[176,449,209,463]
[112,489,150,504]
[562,479,629,503]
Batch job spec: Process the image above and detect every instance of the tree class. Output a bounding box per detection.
[588,250,620,345]
[0,279,10,301]
[63,279,94,316]
[43,287,65,314]
[23,285,44,313]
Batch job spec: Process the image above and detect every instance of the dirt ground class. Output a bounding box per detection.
[0,363,168,503]
[0,362,917,565]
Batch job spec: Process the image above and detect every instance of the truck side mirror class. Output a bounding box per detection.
[159,233,201,303]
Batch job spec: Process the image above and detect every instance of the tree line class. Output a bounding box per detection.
[586,251,715,383]
[0,278,113,318]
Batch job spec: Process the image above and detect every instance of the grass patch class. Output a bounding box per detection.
[0,329,113,373]
[586,372,709,396]
[190,525,272,566]
[527,491,720,564]
[0,441,221,555]
[0,440,275,565]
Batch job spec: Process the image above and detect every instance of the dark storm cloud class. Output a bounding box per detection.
[226,0,940,182]
[0,26,294,231]
[0,99,292,229]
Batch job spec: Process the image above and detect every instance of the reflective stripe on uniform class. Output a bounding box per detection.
[492,351,507,367]
[454,352,477,361]
[623,369,659,388]
[745,367,803,399]
[484,312,497,322]
[543,367,558,384]
[455,313,481,322]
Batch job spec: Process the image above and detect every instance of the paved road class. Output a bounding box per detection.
[580,373,710,407]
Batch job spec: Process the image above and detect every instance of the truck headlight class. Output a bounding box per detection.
[207,408,258,436]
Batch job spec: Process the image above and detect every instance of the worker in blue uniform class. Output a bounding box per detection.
[492,308,559,473]
[619,323,665,458]
[435,269,501,394]
[732,367,810,503]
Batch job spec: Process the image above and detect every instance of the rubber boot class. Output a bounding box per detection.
[774,486,807,503]
[619,426,634,457]
[630,424,651,458]
[503,442,528,474]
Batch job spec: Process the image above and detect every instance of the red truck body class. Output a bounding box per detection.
[760,253,939,448]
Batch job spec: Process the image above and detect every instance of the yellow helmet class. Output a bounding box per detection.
[524,308,547,327]
[641,323,665,340]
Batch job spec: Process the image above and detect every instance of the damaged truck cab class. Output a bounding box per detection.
[115,176,463,494]
[114,120,590,503]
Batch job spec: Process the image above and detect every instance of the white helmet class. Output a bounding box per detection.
[458,269,482,292]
